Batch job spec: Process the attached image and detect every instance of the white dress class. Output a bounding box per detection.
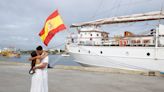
[30,56,49,92]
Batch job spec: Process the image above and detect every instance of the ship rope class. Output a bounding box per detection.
[47,42,66,50]
[50,55,63,66]
[89,0,156,33]
[90,0,104,19]
[47,28,73,50]
[94,0,153,18]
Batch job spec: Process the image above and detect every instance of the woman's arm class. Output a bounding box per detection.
[33,55,48,69]
[29,51,48,61]
[28,55,41,61]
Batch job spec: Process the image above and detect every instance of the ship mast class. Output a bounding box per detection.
[70,11,164,27]
[154,9,163,60]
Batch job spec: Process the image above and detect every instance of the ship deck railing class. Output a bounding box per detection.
[77,44,159,47]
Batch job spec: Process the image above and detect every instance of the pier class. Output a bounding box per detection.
[0,61,164,92]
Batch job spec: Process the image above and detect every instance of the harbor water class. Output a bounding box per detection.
[0,55,80,67]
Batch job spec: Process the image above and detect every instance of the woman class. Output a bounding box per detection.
[30,51,44,92]
[29,51,41,74]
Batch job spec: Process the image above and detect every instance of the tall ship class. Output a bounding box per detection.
[66,11,164,72]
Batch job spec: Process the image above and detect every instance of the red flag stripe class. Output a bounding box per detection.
[46,10,59,22]
[43,24,66,46]
[39,28,45,36]
[39,10,59,36]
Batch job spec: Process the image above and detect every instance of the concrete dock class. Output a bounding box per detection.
[0,62,164,92]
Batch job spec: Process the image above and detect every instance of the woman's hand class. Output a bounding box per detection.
[28,57,33,61]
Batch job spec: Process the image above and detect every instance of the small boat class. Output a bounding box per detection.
[61,53,70,57]
[0,48,21,58]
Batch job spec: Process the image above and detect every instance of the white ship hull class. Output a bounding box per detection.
[67,45,164,72]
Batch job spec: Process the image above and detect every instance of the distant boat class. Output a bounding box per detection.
[1,52,20,58]
[61,53,70,57]
[0,48,21,58]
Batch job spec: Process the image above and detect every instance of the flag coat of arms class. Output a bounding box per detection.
[39,10,66,46]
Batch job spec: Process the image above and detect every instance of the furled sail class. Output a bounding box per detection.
[71,11,164,27]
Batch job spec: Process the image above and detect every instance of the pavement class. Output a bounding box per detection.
[0,62,164,92]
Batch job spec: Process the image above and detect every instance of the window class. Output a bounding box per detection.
[88,50,91,53]
[90,34,92,36]
[143,40,150,43]
[131,40,136,43]
[153,40,155,43]
[100,51,103,54]
[97,34,99,36]
[136,40,140,43]
[147,52,150,56]
[90,38,92,41]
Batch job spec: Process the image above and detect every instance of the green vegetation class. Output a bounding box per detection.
[20,49,66,55]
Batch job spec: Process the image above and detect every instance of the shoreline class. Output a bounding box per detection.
[0,60,29,66]
[0,60,163,77]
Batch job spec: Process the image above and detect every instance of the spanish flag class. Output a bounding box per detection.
[39,10,66,46]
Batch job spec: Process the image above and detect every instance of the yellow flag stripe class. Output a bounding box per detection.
[40,15,64,41]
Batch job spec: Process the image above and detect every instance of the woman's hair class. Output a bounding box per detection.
[31,51,37,57]
[29,51,37,75]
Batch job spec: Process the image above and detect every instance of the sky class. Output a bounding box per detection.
[0,0,164,50]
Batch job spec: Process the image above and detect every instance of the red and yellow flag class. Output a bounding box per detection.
[39,10,66,46]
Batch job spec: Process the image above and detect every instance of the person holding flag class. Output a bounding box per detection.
[29,9,66,92]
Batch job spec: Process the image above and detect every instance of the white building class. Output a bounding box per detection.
[78,28,109,46]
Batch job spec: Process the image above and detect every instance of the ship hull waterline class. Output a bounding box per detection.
[67,45,164,72]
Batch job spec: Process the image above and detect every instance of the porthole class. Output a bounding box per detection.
[78,50,80,52]
[147,52,150,56]
[100,51,103,54]
[88,50,91,54]
[126,52,129,55]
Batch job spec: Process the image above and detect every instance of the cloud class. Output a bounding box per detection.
[0,24,20,29]
[0,0,164,49]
